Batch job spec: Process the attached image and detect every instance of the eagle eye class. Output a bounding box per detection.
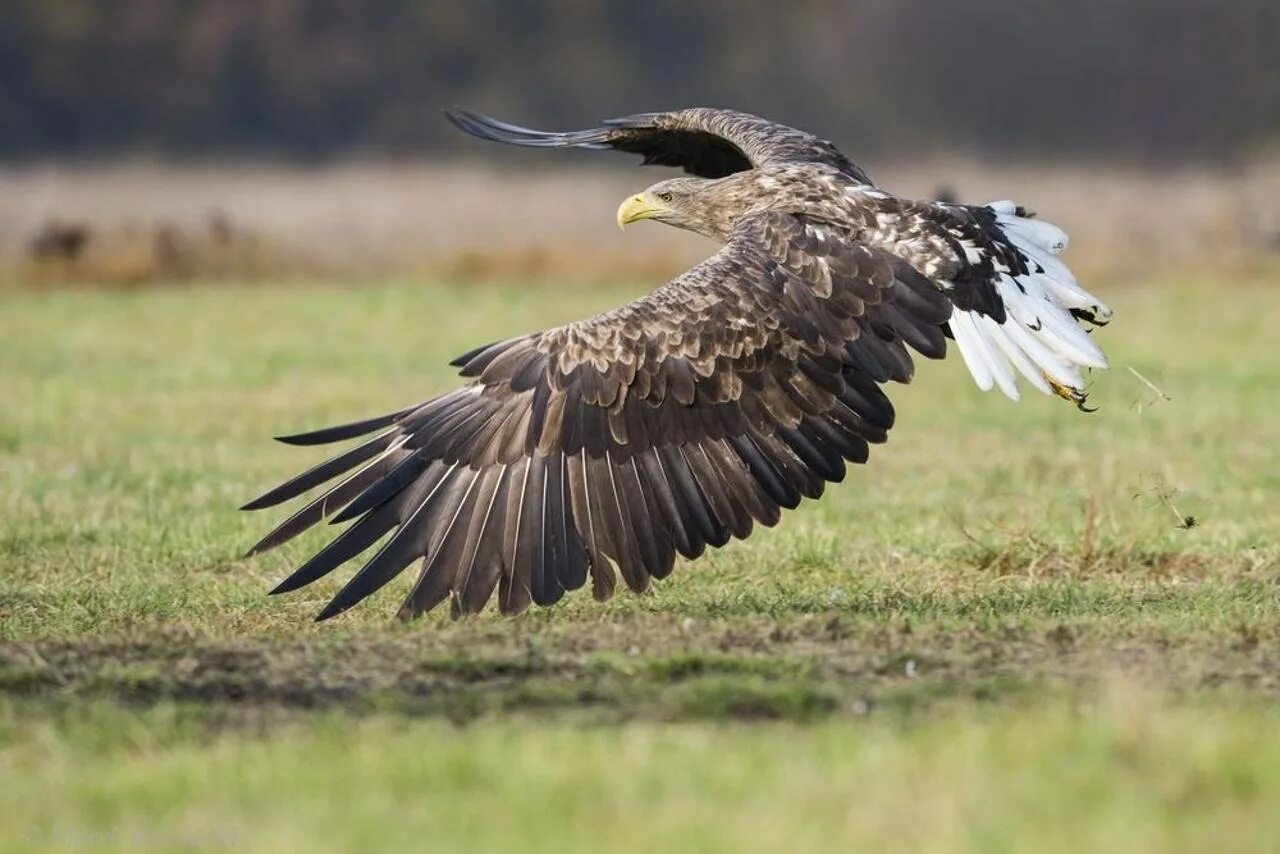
[656,191,674,202]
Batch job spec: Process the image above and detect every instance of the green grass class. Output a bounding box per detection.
[2,271,1279,850]
[3,690,1279,853]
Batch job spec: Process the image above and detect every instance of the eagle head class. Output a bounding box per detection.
[616,176,743,240]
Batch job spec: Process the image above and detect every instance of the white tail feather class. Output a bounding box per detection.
[953,310,1019,400]
[950,310,995,391]
[978,315,1049,396]
[977,326,1020,401]
[998,217,1068,254]
[949,204,1111,404]
[1000,314,1084,388]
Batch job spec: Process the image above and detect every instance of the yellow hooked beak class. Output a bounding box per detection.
[616,193,666,230]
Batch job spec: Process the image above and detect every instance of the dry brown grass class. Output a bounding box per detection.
[2,156,1279,288]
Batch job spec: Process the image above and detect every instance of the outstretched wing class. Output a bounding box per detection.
[446,106,872,183]
[244,212,949,621]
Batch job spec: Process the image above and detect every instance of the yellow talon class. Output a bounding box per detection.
[1047,377,1095,412]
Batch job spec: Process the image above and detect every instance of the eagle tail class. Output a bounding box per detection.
[950,202,1110,406]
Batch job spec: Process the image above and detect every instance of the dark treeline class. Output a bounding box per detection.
[1,0,1277,162]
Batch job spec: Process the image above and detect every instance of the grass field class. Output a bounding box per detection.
[3,269,1279,851]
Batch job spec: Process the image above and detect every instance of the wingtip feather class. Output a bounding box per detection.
[273,433,320,446]
[240,494,278,512]
[267,578,293,595]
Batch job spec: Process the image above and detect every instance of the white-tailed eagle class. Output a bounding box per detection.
[244,108,1111,621]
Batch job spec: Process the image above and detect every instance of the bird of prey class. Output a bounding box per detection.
[244,108,1112,621]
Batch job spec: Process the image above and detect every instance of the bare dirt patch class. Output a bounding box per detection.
[4,615,1277,725]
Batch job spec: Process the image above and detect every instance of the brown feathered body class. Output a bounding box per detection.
[244,108,1112,621]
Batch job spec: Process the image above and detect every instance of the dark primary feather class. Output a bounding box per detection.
[244,208,955,621]
[273,406,417,446]
[446,107,873,183]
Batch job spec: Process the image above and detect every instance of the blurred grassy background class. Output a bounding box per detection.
[4,159,1279,289]
[4,691,1280,853]
[3,1,1278,292]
